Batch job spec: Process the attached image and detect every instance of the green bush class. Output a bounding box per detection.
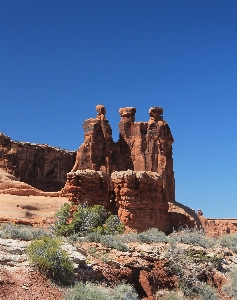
[65,282,139,300]
[54,203,125,237]
[27,237,74,285]
[0,223,52,241]
[104,215,125,235]
[218,233,237,253]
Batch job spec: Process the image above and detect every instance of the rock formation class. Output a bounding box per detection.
[117,106,175,202]
[61,170,112,210]
[111,171,171,232]
[64,105,193,232]
[71,105,175,203]
[0,133,76,192]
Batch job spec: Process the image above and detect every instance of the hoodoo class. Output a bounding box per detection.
[62,105,189,232]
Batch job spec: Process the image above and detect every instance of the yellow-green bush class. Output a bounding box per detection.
[27,237,74,285]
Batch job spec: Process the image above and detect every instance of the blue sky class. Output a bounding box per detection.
[1,0,237,218]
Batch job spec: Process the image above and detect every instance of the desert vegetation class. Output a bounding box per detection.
[0,204,237,299]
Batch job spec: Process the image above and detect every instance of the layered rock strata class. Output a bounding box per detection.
[0,133,76,192]
[198,211,237,237]
[111,171,171,232]
[61,170,112,209]
[63,169,197,232]
[71,105,175,202]
[117,106,175,202]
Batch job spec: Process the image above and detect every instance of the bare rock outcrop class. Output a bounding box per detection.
[72,105,175,203]
[71,105,117,174]
[62,105,200,232]
[61,169,112,210]
[111,171,171,232]
[198,212,237,237]
[0,133,76,192]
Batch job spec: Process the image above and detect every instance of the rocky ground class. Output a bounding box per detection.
[0,167,237,299]
[0,229,237,300]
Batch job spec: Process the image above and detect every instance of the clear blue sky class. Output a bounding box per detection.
[1,0,237,218]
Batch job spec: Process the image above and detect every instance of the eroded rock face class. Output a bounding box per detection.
[71,105,117,174]
[72,105,175,202]
[63,169,199,232]
[111,171,171,232]
[62,105,201,232]
[0,133,76,192]
[198,215,237,237]
[61,169,112,210]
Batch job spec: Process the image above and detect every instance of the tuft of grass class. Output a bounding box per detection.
[27,237,74,285]
[217,233,237,253]
[64,282,139,300]
[168,228,215,248]
[137,228,168,244]
[99,235,129,252]
[223,268,237,298]
[0,223,52,241]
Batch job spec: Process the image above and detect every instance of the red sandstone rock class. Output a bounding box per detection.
[111,170,171,232]
[71,105,175,203]
[117,106,175,202]
[61,169,112,209]
[62,105,199,232]
[199,215,237,237]
[71,105,116,173]
[0,133,76,192]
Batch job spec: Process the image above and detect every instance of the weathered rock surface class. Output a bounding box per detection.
[111,171,170,232]
[198,212,237,237]
[61,169,112,209]
[71,105,117,173]
[62,106,199,232]
[0,133,76,192]
[63,169,200,232]
[71,105,175,202]
[117,106,175,202]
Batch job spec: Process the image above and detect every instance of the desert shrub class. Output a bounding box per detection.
[168,228,215,248]
[65,282,139,300]
[65,282,108,300]
[223,268,237,298]
[84,231,102,242]
[217,233,237,253]
[100,234,129,252]
[104,215,125,235]
[118,228,167,244]
[158,291,184,300]
[199,283,217,300]
[54,203,125,237]
[112,283,139,299]
[137,228,168,244]
[27,237,74,285]
[187,250,222,270]
[166,246,218,299]
[118,231,139,243]
[0,223,51,241]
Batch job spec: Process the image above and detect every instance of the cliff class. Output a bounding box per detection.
[0,133,76,192]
